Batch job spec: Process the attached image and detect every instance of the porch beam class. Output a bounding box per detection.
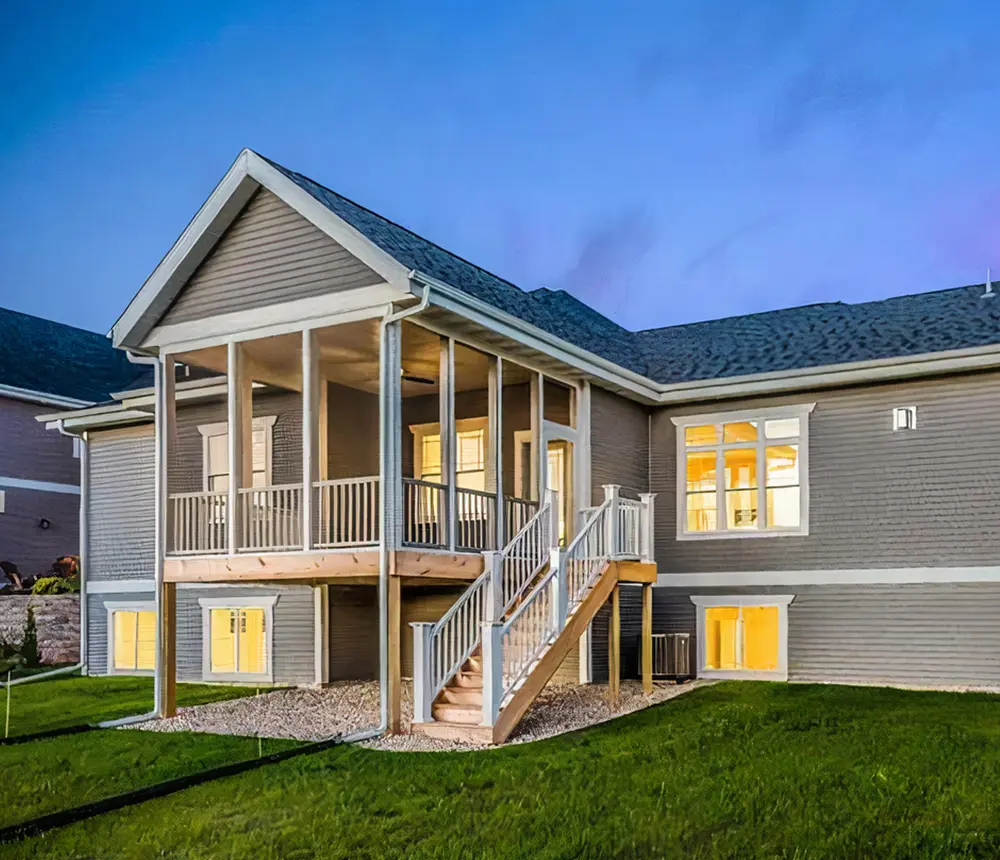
[440,337,456,550]
[226,341,252,554]
[488,355,503,549]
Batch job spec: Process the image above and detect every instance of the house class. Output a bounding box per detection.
[0,307,147,581]
[39,149,1000,743]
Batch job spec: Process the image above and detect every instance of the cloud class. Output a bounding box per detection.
[557,205,657,307]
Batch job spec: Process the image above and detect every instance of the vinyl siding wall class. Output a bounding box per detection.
[650,370,1000,572]
[634,584,1000,687]
[0,396,80,485]
[590,386,649,504]
[159,189,384,326]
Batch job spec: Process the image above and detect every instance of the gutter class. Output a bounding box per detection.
[0,383,92,410]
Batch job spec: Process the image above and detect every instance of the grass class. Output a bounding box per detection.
[1,674,255,736]
[7,682,1000,858]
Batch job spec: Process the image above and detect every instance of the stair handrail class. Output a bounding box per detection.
[483,495,615,722]
[411,491,555,723]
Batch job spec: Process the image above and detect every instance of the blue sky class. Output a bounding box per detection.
[3,0,1000,334]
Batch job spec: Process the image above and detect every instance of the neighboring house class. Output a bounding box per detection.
[39,149,1000,743]
[0,307,148,578]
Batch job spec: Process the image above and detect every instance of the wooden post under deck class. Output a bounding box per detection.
[642,583,653,695]
[388,566,403,733]
[608,585,620,704]
[162,581,177,717]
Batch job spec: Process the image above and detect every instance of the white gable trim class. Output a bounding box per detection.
[112,149,414,350]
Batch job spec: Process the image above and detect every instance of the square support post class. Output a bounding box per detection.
[529,373,545,501]
[161,581,177,717]
[480,621,504,727]
[156,353,176,719]
[639,493,656,564]
[313,583,329,686]
[302,329,320,551]
[411,622,435,723]
[482,550,503,622]
[642,583,653,695]
[439,337,456,550]
[608,584,620,705]
[388,571,403,733]
[603,484,621,559]
[226,341,252,554]
[488,356,503,549]
[545,489,560,548]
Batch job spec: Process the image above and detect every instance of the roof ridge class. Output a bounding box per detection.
[635,300,847,335]
[256,152,530,301]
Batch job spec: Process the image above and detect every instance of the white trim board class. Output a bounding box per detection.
[690,594,793,682]
[88,580,156,594]
[104,600,156,676]
[658,567,1000,588]
[198,595,278,684]
[0,476,80,495]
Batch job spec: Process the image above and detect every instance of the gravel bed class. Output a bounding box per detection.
[128,678,709,748]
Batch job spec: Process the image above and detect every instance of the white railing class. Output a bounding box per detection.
[504,497,539,544]
[616,497,642,559]
[482,491,616,723]
[410,492,557,723]
[239,484,303,551]
[403,478,447,547]
[314,477,379,547]
[455,487,497,551]
[168,491,228,555]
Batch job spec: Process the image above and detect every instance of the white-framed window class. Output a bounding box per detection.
[197,416,277,492]
[410,418,487,490]
[199,596,278,683]
[690,595,794,681]
[105,601,156,675]
[671,404,814,540]
[893,406,917,431]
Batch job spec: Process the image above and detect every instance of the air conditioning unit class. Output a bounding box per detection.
[651,633,692,682]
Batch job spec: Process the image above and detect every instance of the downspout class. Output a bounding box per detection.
[95,350,162,727]
[352,281,430,743]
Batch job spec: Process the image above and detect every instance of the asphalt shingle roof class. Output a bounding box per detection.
[0,307,150,403]
[262,154,1000,387]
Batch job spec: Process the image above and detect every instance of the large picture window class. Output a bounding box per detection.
[691,595,793,680]
[199,596,277,682]
[673,405,813,539]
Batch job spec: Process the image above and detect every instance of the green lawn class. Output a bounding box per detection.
[2,674,255,736]
[7,682,1000,858]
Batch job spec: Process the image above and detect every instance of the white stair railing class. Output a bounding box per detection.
[482,492,616,725]
[411,491,557,723]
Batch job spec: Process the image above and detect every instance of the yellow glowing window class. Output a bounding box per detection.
[210,608,267,675]
[679,412,806,534]
[416,424,486,491]
[704,605,779,672]
[113,610,156,671]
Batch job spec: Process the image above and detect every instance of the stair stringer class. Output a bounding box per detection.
[490,560,620,745]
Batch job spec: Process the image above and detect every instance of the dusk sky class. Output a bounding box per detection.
[3,1,1000,335]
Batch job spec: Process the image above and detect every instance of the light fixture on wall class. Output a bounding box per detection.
[37,518,51,530]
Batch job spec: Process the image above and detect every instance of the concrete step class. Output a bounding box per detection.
[432,702,483,725]
[412,721,494,744]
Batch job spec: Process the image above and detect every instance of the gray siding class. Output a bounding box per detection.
[169,390,302,494]
[648,583,1000,687]
[591,586,645,682]
[0,488,79,577]
[590,386,649,504]
[176,585,315,685]
[159,190,383,326]
[651,370,1000,572]
[328,585,378,681]
[0,396,80,485]
[88,426,155,582]
[328,383,379,480]
[86,592,110,673]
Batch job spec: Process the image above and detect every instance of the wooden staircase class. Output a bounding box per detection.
[413,560,619,744]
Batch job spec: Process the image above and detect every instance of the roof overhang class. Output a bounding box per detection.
[0,383,92,409]
[110,149,415,351]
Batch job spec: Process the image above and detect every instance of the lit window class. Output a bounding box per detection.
[200,597,276,681]
[674,406,812,538]
[111,609,156,672]
[692,596,793,680]
[411,419,487,490]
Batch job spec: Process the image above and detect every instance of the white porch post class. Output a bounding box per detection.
[380,320,403,550]
[604,484,621,559]
[639,492,657,563]
[226,341,252,554]
[411,622,435,723]
[155,354,176,718]
[302,329,319,551]
[529,372,545,501]
[482,550,503,622]
[439,336,456,550]
[480,621,504,727]
[488,356,503,549]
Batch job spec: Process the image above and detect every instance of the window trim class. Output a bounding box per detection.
[671,404,814,540]
[197,415,277,492]
[690,594,794,681]
[105,600,156,676]
[198,595,278,683]
[410,417,488,484]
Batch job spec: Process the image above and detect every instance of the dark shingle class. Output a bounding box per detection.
[0,307,150,402]
[259,154,1000,386]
